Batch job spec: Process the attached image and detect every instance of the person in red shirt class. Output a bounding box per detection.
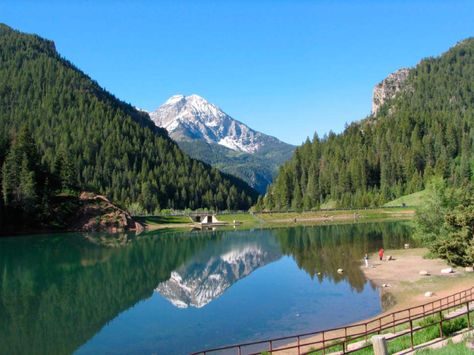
[378,248,384,261]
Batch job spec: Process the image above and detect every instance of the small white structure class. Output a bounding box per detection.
[425,291,434,297]
[189,213,228,227]
[419,270,430,276]
[337,268,344,274]
[190,214,217,224]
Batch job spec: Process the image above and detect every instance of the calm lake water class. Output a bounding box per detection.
[0,221,413,355]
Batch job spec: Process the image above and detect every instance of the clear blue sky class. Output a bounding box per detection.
[2,1,474,145]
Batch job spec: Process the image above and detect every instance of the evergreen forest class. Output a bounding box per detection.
[0,24,257,228]
[257,38,474,211]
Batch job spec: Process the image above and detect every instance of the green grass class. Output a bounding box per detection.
[216,213,260,225]
[416,339,474,354]
[137,213,260,227]
[136,207,414,230]
[135,215,191,225]
[307,314,470,355]
[257,208,413,223]
[372,316,466,355]
[320,199,338,209]
[384,190,427,207]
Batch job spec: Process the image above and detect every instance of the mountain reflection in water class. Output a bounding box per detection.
[0,221,412,355]
[155,232,281,308]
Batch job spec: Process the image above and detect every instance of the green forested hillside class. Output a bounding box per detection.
[178,140,294,194]
[0,24,257,226]
[258,38,474,210]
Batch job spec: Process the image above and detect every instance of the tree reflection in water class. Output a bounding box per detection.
[0,221,412,355]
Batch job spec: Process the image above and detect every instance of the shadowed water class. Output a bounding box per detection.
[0,221,412,355]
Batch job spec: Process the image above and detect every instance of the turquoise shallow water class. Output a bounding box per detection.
[0,221,412,355]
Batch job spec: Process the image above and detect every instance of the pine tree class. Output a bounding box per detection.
[292,183,303,211]
[18,153,37,214]
[2,145,19,206]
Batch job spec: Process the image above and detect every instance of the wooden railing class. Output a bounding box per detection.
[191,286,474,355]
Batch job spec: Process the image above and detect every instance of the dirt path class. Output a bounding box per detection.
[363,248,474,311]
[258,210,415,225]
[267,213,361,223]
[144,223,194,231]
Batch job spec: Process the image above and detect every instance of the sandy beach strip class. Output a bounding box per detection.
[271,248,474,354]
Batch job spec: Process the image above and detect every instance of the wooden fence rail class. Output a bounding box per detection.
[191,286,474,355]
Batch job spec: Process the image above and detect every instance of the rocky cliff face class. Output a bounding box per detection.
[372,68,410,115]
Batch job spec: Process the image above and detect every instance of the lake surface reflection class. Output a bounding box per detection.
[0,221,412,355]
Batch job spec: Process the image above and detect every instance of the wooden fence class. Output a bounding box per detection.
[191,286,474,355]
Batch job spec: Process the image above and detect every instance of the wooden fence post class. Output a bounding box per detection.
[467,301,471,329]
[371,336,388,355]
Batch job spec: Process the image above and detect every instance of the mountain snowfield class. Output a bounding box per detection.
[149,94,295,193]
[150,94,286,154]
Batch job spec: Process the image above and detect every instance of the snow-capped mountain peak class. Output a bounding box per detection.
[149,94,284,154]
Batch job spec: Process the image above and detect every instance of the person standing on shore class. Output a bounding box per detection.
[378,248,384,261]
[364,254,369,268]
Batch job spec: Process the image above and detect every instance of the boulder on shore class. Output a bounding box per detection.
[71,192,143,233]
[419,270,430,276]
[424,291,434,297]
[441,268,454,274]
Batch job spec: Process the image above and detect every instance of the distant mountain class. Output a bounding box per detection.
[150,94,289,154]
[260,38,474,210]
[149,95,295,193]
